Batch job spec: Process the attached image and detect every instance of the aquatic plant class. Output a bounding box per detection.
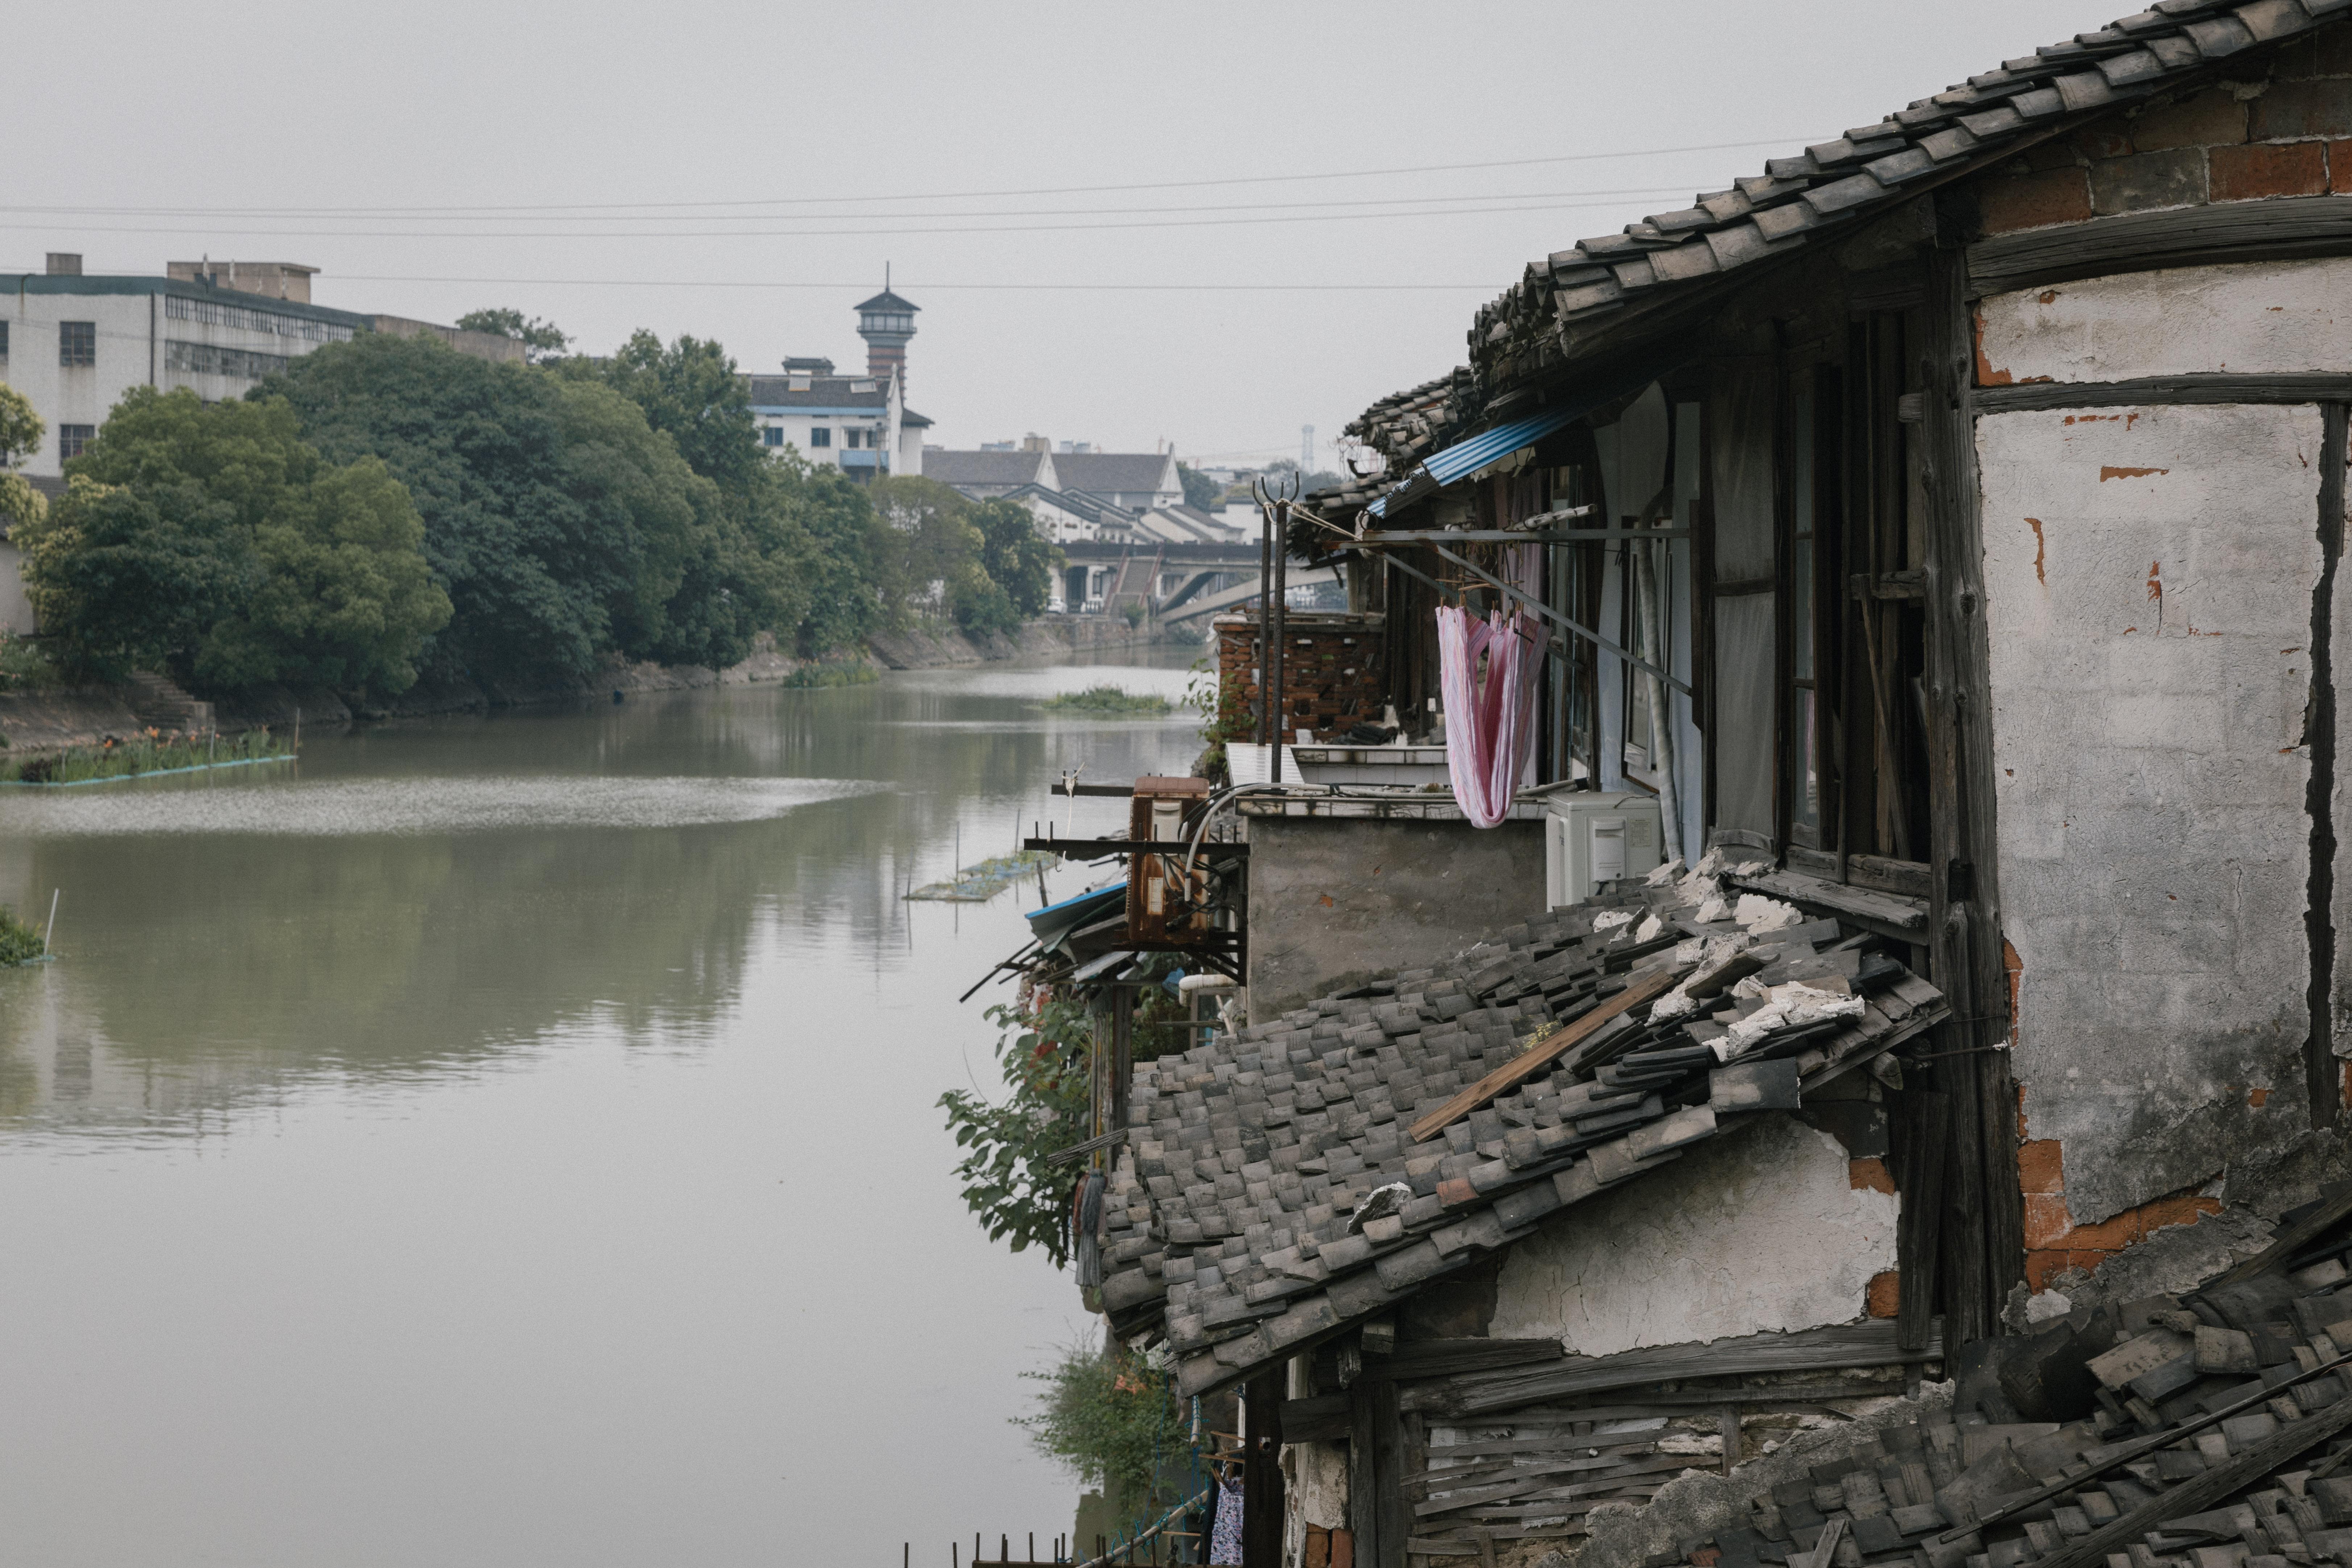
[0,727,291,785]
[1042,685,1173,716]
[0,903,43,965]
[781,661,880,689]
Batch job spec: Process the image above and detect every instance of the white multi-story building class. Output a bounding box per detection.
[0,255,377,477]
[745,357,928,479]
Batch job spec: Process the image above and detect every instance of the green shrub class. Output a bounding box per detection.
[0,904,43,965]
[1042,685,1173,716]
[1017,1340,1190,1505]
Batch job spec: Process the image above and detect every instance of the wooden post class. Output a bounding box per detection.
[1921,237,2025,1338]
[1243,1370,1287,1568]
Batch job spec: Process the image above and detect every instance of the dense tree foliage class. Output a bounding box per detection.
[17,389,448,688]
[1177,461,1220,511]
[0,384,46,537]
[25,327,1061,695]
[454,308,571,363]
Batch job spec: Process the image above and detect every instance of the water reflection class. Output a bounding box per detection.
[0,652,1196,1138]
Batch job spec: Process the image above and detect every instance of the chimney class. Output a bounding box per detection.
[45,253,81,276]
[855,276,919,398]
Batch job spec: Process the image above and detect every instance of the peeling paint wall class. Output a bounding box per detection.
[1975,257,2352,383]
[1979,397,2324,1226]
[1488,1116,1897,1354]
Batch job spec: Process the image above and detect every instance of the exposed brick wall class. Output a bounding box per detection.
[1974,27,2352,234]
[2016,1132,2222,1292]
[1213,612,1387,741]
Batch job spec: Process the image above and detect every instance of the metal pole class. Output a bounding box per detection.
[1255,499,1272,748]
[1270,501,1289,782]
[42,889,58,955]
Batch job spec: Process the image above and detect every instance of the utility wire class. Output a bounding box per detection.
[0,136,1811,219]
[328,275,1507,292]
[0,193,1707,243]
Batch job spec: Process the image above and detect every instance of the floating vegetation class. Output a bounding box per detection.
[782,662,880,689]
[0,728,293,786]
[906,850,1060,903]
[0,904,44,966]
[1041,685,1173,716]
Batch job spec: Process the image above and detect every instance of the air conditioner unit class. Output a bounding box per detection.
[1544,793,1666,911]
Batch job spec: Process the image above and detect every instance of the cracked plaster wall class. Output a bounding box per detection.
[1975,256,2352,384]
[1488,1116,1897,1355]
[1978,386,2326,1227]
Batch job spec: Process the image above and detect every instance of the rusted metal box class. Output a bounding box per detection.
[1127,775,1213,945]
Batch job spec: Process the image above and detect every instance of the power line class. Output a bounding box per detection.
[0,137,1811,219]
[334,276,1505,292]
[0,192,1703,243]
[0,183,1696,230]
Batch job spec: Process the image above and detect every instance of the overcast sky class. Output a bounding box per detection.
[8,0,2137,475]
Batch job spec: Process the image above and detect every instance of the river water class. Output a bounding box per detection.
[0,651,1201,1568]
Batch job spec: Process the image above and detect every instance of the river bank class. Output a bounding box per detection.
[0,617,1195,752]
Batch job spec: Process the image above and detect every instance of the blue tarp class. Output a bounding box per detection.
[1367,404,1580,519]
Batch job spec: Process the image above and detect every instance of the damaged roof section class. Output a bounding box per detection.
[1644,1190,2352,1568]
[1092,857,1954,1398]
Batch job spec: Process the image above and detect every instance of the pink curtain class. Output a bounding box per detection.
[1437,605,1539,829]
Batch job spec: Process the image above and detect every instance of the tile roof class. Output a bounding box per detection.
[1473,0,2352,384]
[927,449,1057,489]
[744,374,890,409]
[1056,451,1179,498]
[1089,856,1953,1399]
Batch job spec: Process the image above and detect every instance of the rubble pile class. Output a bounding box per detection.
[1090,854,1953,1398]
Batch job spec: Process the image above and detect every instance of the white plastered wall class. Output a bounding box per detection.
[1979,387,2323,1223]
[1976,256,2352,384]
[1488,1115,1896,1354]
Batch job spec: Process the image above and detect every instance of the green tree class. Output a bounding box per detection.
[18,386,448,691]
[1017,1340,1190,1507]
[259,332,723,683]
[972,497,1061,620]
[0,383,45,538]
[1177,462,1220,511]
[786,457,891,656]
[587,329,760,492]
[455,308,570,363]
[195,457,452,693]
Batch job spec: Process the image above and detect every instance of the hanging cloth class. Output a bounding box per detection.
[1208,1472,1246,1565]
[1436,604,1540,829]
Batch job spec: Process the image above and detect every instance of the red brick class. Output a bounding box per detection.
[2090,148,2208,215]
[2252,77,2352,140]
[2139,1193,2223,1234]
[1866,1271,1901,1319]
[1978,167,2093,233]
[2024,1192,2076,1249]
[2212,140,2328,199]
[2331,140,2352,192]
[2058,1206,2146,1251]
[2133,89,2248,152]
[1849,1156,1895,1195]
[2018,1139,2066,1194]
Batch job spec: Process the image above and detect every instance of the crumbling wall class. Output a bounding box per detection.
[1978,392,2325,1229]
[1489,1116,1898,1353]
[1975,255,2352,384]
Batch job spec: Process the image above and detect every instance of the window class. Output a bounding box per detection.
[0,320,9,359]
[59,322,95,367]
[809,427,831,448]
[762,427,783,447]
[58,425,94,461]
[163,339,290,380]
[846,428,868,449]
[163,294,352,343]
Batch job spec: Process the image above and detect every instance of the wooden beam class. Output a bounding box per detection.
[1967,195,2352,298]
[1356,528,1691,544]
[1407,968,1679,1143]
[2029,1396,2352,1568]
[2197,1182,2352,1294]
[1244,1372,1286,1568]
[1975,373,2352,415]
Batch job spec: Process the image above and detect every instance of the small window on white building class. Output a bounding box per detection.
[59,322,95,367]
[59,424,94,461]
[809,428,831,448]
[0,320,9,359]
[763,427,784,447]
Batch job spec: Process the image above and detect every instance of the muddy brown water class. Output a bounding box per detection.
[0,650,1201,1567]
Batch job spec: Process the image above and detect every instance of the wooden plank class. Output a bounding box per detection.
[1849,853,1932,900]
[1408,968,1679,1143]
[2198,1182,2352,1294]
[2030,1396,2352,1568]
[1281,1393,1351,1444]
[1896,1090,1951,1353]
[1729,866,1927,933]
[1429,1319,1942,1418]
[1364,1340,1566,1382]
[1974,374,2352,415]
[1245,1371,1286,1568]
[1375,1380,1409,1568]
[1966,195,2352,298]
